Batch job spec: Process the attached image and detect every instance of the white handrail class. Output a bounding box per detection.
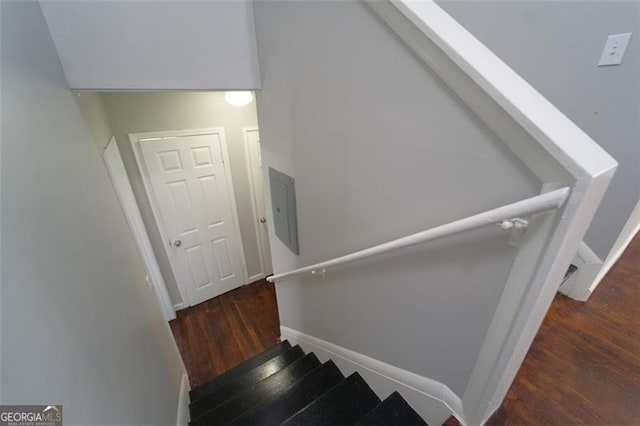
[267,187,570,283]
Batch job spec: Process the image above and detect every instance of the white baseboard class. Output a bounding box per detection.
[558,241,602,301]
[247,273,266,283]
[173,302,187,312]
[176,374,190,426]
[281,326,464,425]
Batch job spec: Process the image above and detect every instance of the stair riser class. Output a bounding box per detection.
[191,353,321,426]
[189,340,292,402]
[189,345,304,418]
[230,361,345,426]
[281,373,381,426]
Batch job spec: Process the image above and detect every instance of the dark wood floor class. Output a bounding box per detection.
[448,232,640,425]
[171,235,639,424]
[169,279,280,389]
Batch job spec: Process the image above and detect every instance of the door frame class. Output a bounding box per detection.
[243,127,273,280]
[130,128,249,308]
[102,137,176,321]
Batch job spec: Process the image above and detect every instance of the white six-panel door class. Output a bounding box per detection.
[138,131,246,306]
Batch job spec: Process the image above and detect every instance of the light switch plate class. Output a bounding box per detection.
[598,33,632,66]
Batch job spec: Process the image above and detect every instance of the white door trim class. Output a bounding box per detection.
[130,128,249,308]
[242,127,272,280]
[102,137,176,321]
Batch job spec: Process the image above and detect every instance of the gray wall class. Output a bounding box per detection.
[1,1,185,423]
[40,0,260,90]
[101,92,262,306]
[438,0,640,260]
[76,93,113,151]
[254,1,541,395]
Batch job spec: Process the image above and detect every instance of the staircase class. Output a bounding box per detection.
[188,340,428,425]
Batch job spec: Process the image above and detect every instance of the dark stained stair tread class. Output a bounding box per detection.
[190,352,322,426]
[280,373,381,426]
[354,391,428,426]
[186,343,429,426]
[189,340,291,402]
[189,344,305,418]
[229,360,345,426]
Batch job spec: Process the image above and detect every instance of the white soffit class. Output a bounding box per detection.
[40,0,261,90]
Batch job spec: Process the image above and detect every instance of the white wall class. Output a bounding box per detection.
[1,2,185,422]
[253,1,540,397]
[101,92,262,306]
[438,0,640,261]
[39,0,260,90]
[0,0,4,402]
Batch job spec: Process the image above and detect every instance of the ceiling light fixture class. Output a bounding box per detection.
[224,91,253,107]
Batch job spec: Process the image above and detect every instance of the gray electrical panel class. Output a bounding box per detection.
[269,167,299,255]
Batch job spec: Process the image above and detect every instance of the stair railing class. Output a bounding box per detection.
[267,187,569,284]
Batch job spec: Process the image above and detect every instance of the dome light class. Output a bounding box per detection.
[224,91,253,107]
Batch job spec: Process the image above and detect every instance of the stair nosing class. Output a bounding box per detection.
[189,340,291,402]
[191,352,321,425]
[228,360,345,426]
[280,372,381,426]
[189,344,305,417]
[354,391,429,426]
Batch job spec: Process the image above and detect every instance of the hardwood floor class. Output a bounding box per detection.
[448,232,640,425]
[169,279,280,389]
[171,235,639,424]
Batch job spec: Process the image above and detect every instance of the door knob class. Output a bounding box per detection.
[259,217,267,223]
[172,239,182,247]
